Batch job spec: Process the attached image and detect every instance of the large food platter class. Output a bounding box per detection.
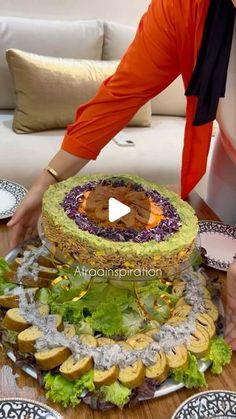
[4,243,210,401]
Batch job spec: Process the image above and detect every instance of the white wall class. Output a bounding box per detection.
[0,0,150,25]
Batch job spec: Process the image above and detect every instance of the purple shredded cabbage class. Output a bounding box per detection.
[128,378,158,407]
[83,391,114,411]
[61,178,181,243]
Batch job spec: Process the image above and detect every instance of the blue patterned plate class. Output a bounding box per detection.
[0,179,27,219]
[171,390,236,419]
[0,398,62,419]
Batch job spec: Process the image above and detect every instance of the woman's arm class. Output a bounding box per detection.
[62,0,180,159]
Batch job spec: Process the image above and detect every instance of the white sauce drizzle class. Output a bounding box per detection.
[16,246,50,283]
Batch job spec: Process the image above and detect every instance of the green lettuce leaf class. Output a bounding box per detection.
[137,281,177,305]
[81,283,134,312]
[35,288,51,305]
[50,300,84,324]
[100,382,131,407]
[121,309,146,337]
[203,337,232,374]
[0,281,17,296]
[0,329,18,349]
[0,258,17,295]
[44,371,95,408]
[51,286,90,304]
[171,353,207,389]
[189,248,204,269]
[88,302,123,337]
[0,258,11,277]
[135,281,178,323]
[75,320,94,335]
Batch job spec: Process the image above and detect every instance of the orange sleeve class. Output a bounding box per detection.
[61,0,180,159]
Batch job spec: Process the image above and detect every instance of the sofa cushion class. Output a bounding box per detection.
[6,49,151,133]
[151,77,186,117]
[102,21,136,60]
[0,16,104,109]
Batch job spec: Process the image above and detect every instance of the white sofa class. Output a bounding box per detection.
[0,8,213,197]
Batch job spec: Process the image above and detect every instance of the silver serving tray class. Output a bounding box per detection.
[4,245,210,400]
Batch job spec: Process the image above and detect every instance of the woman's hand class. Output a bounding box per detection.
[7,151,89,250]
[7,184,46,249]
[224,260,236,350]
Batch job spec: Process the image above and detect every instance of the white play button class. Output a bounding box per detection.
[108,197,131,223]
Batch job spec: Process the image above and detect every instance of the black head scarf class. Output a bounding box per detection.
[185,0,236,126]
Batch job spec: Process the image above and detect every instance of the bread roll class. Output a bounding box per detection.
[60,354,93,381]
[127,333,153,350]
[35,347,70,370]
[166,345,188,369]
[119,360,145,389]
[187,326,210,357]
[94,365,119,388]
[17,326,43,353]
[145,351,169,383]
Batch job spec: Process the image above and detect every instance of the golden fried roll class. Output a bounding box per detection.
[94,365,119,388]
[196,313,216,339]
[175,288,211,308]
[60,334,96,380]
[145,327,160,338]
[172,282,186,297]
[60,355,93,381]
[172,304,191,318]
[119,360,145,389]
[2,308,30,332]
[35,347,71,370]
[187,326,210,357]
[17,326,43,353]
[117,341,132,350]
[63,324,76,339]
[0,294,19,309]
[97,337,114,347]
[4,273,52,288]
[201,299,218,322]
[50,314,64,332]
[25,245,56,268]
[79,334,97,348]
[127,333,153,350]
[0,287,40,309]
[166,316,186,326]
[166,345,188,369]
[11,258,58,280]
[145,351,169,383]
[2,303,50,333]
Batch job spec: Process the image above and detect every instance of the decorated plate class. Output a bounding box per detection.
[0,397,62,419]
[0,179,27,220]
[6,346,210,401]
[198,221,236,271]
[4,245,210,401]
[171,390,236,419]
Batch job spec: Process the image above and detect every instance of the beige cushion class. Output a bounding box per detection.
[6,49,151,133]
[102,21,136,60]
[0,16,104,109]
[151,77,186,117]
